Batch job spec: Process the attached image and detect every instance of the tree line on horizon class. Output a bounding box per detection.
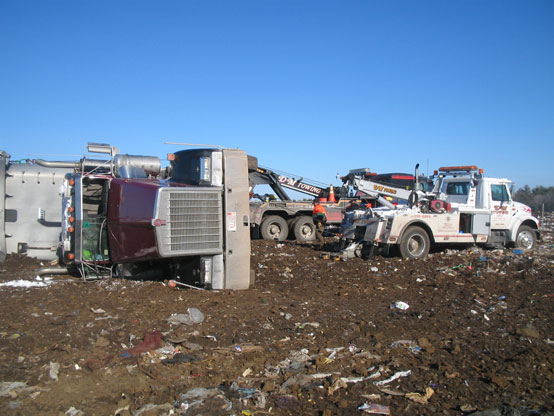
[513,185,554,213]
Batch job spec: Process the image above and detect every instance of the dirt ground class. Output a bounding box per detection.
[1,216,553,416]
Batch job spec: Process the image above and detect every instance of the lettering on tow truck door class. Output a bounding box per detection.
[490,183,511,228]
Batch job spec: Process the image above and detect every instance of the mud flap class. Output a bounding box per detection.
[361,244,375,260]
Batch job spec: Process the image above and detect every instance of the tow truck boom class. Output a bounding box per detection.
[341,168,419,209]
[249,166,326,200]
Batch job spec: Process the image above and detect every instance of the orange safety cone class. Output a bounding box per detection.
[328,185,336,203]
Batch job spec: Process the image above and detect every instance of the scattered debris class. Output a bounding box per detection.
[0,382,28,397]
[167,307,205,325]
[123,331,164,357]
[374,370,411,386]
[390,301,410,310]
[64,407,84,416]
[0,277,54,288]
[48,362,60,381]
[358,403,391,415]
[405,386,434,404]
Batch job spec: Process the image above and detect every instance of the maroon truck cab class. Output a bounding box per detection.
[59,146,251,289]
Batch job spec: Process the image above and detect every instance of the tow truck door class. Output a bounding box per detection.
[490,183,511,229]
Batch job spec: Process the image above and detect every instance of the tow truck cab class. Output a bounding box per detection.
[435,167,539,246]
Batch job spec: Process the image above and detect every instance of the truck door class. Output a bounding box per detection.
[490,183,511,229]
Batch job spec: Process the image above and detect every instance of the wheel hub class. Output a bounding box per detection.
[269,224,281,237]
[300,224,313,237]
[408,236,423,255]
[518,232,533,249]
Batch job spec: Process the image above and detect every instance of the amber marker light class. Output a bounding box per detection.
[67,253,75,260]
[68,216,75,223]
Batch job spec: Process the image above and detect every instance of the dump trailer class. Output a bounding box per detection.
[0,151,71,262]
[1,144,252,289]
[342,165,540,259]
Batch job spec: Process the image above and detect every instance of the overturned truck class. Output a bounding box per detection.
[0,144,251,289]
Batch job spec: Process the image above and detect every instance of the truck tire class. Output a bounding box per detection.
[293,217,316,243]
[260,215,289,241]
[515,225,536,250]
[399,226,430,259]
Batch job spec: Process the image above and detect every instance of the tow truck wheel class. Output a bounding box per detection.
[515,225,536,250]
[260,215,289,241]
[293,217,316,243]
[399,226,430,259]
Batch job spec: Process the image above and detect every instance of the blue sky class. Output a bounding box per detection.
[1,0,553,192]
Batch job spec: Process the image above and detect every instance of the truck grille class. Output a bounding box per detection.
[155,188,223,257]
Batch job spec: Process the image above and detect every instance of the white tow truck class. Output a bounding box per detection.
[342,165,540,259]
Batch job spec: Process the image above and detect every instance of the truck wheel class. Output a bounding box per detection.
[399,226,430,259]
[515,225,536,249]
[293,217,316,243]
[260,216,289,241]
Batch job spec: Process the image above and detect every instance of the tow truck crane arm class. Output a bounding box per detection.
[341,169,419,209]
[249,166,328,201]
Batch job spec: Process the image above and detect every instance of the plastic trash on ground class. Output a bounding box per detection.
[390,301,410,310]
[167,307,205,325]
